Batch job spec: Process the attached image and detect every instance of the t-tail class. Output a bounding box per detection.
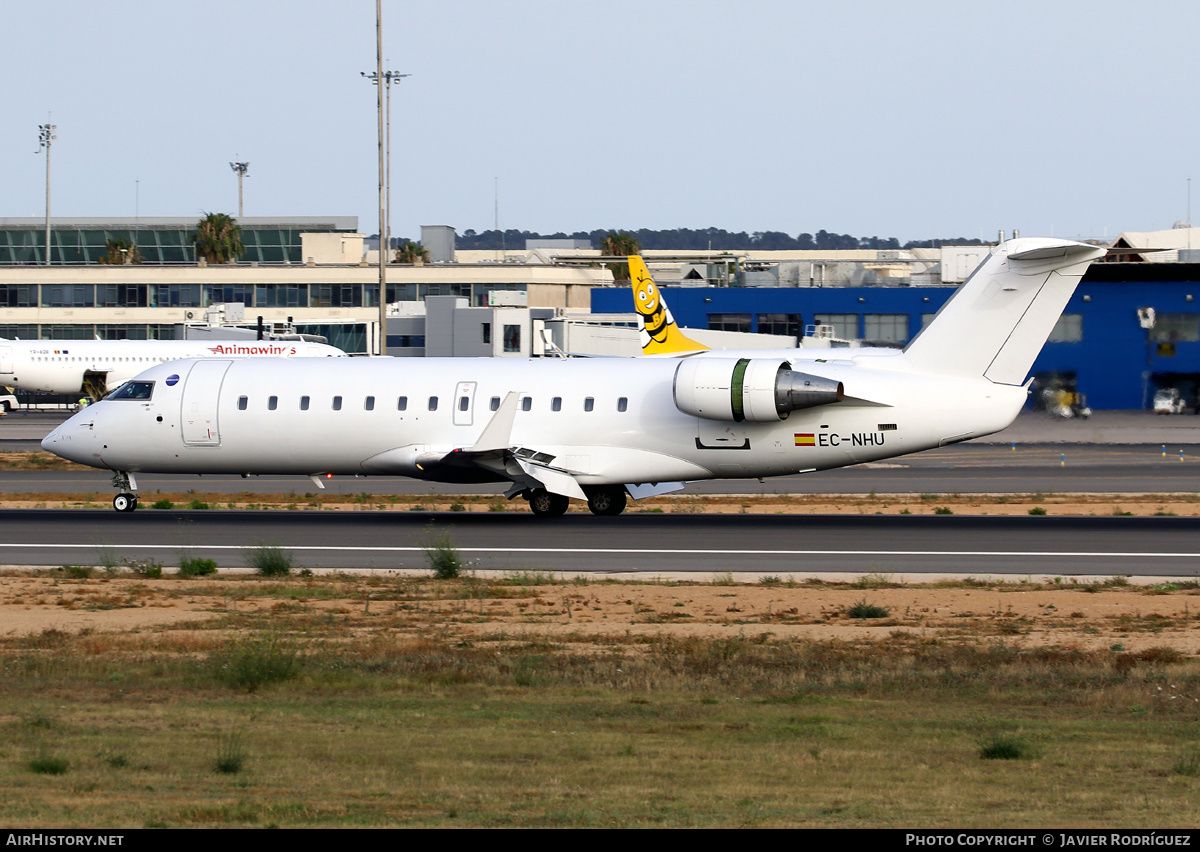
[629,256,709,354]
[903,237,1106,384]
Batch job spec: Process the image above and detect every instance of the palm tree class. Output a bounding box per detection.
[599,232,641,281]
[97,238,141,265]
[394,242,430,264]
[191,212,243,264]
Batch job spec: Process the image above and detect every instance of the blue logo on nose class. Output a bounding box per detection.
[166,374,180,386]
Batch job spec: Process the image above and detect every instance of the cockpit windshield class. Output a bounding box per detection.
[106,381,154,401]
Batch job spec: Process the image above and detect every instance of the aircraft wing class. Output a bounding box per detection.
[411,392,588,500]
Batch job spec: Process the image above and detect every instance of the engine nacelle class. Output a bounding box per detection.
[673,358,844,422]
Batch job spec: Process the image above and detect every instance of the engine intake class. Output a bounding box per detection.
[673,358,844,422]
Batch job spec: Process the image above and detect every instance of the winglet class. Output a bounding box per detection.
[630,256,709,354]
[470,391,520,452]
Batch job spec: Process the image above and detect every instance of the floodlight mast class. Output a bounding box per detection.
[373,0,386,354]
[229,161,250,218]
[36,122,56,266]
[363,5,412,356]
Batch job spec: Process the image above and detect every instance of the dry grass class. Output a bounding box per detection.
[1,571,1200,827]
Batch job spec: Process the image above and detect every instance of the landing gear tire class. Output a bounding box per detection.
[586,486,627,517]
[113,493,138,513]
[527,489,569,518]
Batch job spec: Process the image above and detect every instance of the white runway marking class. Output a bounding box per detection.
[0,543,1195,559]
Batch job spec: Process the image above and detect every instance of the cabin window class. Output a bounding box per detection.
[397,396,407,411]
[584,397,594,412]
[552,397,562,412]
[428,396,438,411]
[521,396,532,412]
[300,396,310,411]
[490,397,500,411]
[617,397,628,412]
[481,323,491,345]
[458,396,469,412]
[268,396,278,410]
[332,396,343,411]
[237,396,248,411]
[365,396,375,411]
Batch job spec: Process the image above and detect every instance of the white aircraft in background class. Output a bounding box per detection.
[0,338,345,399]
[42,237,1105,515]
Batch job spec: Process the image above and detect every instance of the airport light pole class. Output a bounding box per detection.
[36,122,56,266]
[373,0,387,354]
[230,161,249,217]
[362,67,410,356]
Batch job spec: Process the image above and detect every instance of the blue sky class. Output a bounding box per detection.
[5,0,1199,243]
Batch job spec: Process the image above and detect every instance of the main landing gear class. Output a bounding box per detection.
[523,486,628,518]
[110,471,138,513]
[584,485,627,517]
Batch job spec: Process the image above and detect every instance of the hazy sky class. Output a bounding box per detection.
[5,0,1199,244]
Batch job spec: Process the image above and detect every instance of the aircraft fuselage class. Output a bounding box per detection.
[43,354,1024,486]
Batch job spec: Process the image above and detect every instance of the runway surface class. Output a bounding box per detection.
[2,509,1197,577]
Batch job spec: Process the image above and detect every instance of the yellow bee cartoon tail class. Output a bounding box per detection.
[628,256,708,354]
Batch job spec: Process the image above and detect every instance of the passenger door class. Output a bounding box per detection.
[181,360,232,445]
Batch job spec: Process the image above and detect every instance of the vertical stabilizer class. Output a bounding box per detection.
[629,256,709,354]
[903,238,1106,384]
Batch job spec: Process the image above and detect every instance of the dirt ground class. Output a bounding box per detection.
[2,571,1198,656]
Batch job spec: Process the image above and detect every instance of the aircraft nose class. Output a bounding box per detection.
[40,413,98,465]
[41,425,61,453]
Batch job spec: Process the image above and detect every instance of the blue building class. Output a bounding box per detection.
[591,263,1200,411]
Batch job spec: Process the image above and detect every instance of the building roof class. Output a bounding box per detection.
[1110,226,1200,262]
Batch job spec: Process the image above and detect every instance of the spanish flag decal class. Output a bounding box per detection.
[794,433,815,446]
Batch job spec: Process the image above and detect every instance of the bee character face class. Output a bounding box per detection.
[635,278,659,316]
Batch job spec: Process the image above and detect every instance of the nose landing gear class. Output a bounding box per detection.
[110,471,139,512]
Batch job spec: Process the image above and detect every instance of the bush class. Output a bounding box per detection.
[213,634,299,692]
[29,751,68,775]
[214,732,247,774]
[979,736,1034,760]
[244,544,294,577]
[1172,747,1200,776]
[179,556,218,577]
[188,498,210,510]
[123,558,163,579]
[151,498,175,510]
[423,527,463,579]
[1028,507,1047,516]
[845,598,891,619]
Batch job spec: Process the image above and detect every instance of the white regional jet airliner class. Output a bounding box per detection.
[42,237,1105,516]
[1,338,344,399]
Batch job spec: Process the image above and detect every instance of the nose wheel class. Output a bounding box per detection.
[110,471,139,512]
